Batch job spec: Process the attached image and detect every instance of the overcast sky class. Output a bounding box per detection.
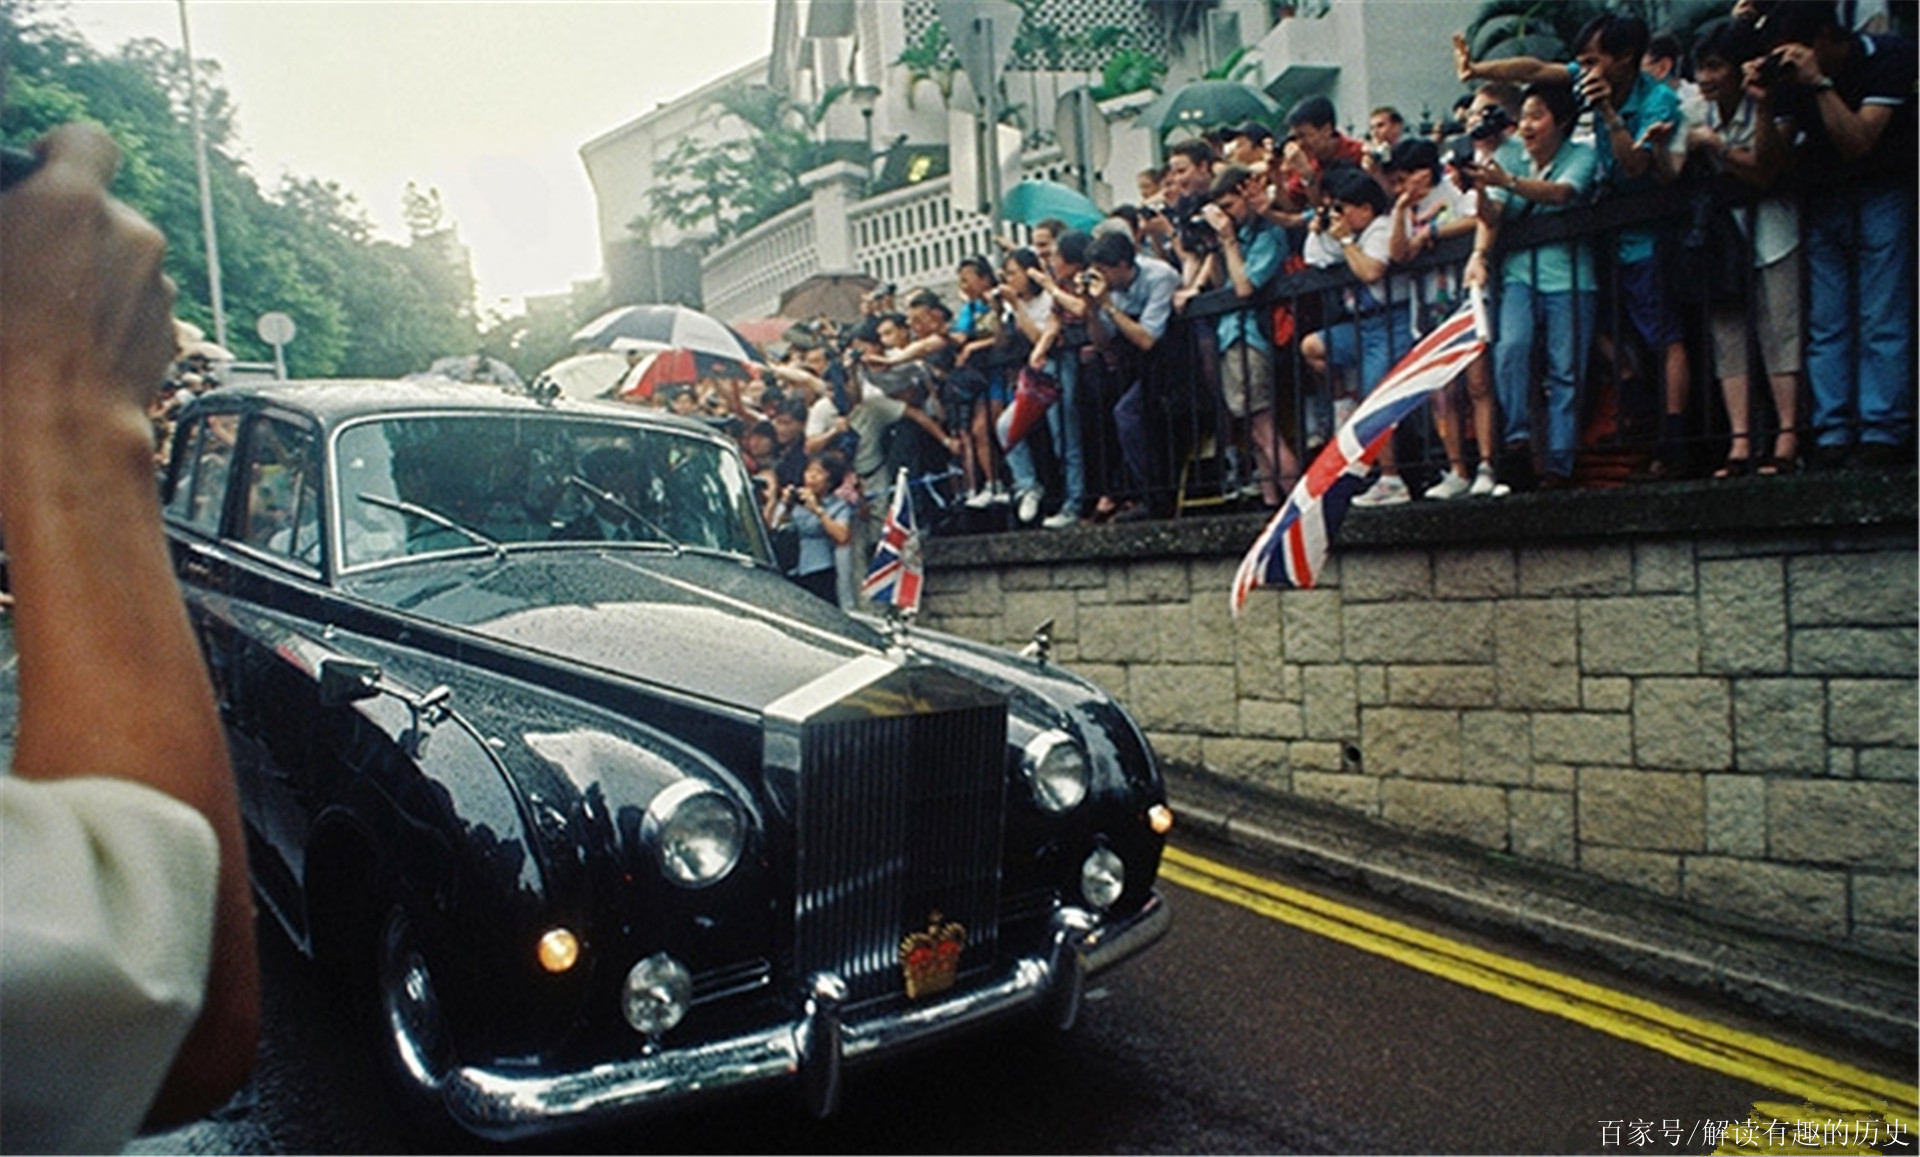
[59,1,775,311]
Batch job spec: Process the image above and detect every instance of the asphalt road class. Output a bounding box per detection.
[125,834,1918,1155]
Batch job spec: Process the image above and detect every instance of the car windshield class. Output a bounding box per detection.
[334,413,768,570]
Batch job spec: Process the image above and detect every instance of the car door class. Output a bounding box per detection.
[220,413,328,928]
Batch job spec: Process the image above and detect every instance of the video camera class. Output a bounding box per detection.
[1470,104,1514,141]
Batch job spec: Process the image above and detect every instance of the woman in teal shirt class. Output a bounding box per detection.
[1463,82,1599,490]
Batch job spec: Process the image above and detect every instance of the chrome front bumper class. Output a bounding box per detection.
[437,895,1170,1140]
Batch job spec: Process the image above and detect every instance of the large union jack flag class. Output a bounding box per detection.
[861,467,923,613]
[1231,297,1488,615]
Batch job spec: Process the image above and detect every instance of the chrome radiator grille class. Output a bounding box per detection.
[792,699,1007,1003]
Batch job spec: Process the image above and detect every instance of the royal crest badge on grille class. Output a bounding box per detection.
[898,912,966,999]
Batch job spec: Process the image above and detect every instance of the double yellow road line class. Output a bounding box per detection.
[1160,846,1918,1128]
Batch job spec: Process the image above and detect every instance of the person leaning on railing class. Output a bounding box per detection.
[1750,0,1914,468]
[1461,82,1602,494]
[1086,231,1182,522]
[1199,164,1294,507]
[1683,17,1804,479]
[1383,136,1485,500]
[1298,165,1419,506]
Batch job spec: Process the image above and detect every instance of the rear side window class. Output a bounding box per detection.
[238,417,322,568]
[163,413,241,535]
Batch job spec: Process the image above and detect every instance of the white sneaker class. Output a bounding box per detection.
[964,488,993,509]
[1042,509,1078,530]
[1350,474,1411,507]
[1469,463,1498,497]
[1424,470,1471,501]
[1017,489,1042,524]
[988,481,1011,505]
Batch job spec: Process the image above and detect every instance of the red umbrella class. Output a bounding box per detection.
[996,366,1061,449]
[619,348,757,402]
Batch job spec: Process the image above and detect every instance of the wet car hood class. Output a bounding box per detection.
[338,549,886,713]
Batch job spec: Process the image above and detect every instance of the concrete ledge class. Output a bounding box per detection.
[1164,765,1920,1055]
[925,465,1918,569]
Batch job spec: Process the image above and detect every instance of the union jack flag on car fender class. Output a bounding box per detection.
[1231,297,1488,615]
[862,467,923,613]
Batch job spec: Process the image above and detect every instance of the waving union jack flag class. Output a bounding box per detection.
[1232,297,1488,615]
[862,467,923,614]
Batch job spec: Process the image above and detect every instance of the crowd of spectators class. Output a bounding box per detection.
[611,0,1912,601]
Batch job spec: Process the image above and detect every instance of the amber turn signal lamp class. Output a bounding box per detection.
[1148,804,1175,835]
[538,927,581,974]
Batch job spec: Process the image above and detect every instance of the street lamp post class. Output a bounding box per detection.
[850,85,881,188]
[176,0,227,351]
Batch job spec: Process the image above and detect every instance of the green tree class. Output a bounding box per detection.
[1,2,480,377]
[647,81,850,244]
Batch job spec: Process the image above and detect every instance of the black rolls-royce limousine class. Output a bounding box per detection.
[160,380,1170,1140]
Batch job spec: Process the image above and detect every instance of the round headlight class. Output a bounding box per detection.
[1080,847,1126,911]
[1023,730,1089,814]
[623,952,692,1036]
[643,780,744,887]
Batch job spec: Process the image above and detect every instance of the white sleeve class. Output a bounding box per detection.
[805,397,838,438]
[1,776,219,1155]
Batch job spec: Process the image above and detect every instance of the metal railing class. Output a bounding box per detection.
[909,170,1913,534]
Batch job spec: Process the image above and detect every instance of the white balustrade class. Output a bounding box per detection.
[700,202,819,323]
[702,145,1082,320]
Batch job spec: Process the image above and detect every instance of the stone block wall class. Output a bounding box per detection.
[919,488,1917,961]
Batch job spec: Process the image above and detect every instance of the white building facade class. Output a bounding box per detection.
[579,0,1480,323]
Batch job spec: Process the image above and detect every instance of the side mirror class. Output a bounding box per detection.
[318,657,382,706]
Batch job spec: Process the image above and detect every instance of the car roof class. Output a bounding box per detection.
[185,378,727,442]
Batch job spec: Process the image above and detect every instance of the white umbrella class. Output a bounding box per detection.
[531,351,638,401]
[571,304,762,363]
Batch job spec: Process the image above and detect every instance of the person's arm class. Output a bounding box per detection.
[1028,316,1060,369]
[1475,155,1580,206]
[1325,216,1389,284]
[901,402,963,455]
[796,489,851,547]
[1387,194,1425,264]
[1462,203,1502,290]
[1773,41,1898,160]
[1454,31,1573,85]
[0,124,259,1126]
[766,361,826,402]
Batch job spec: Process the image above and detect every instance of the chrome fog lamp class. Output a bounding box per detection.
[1080,847,1126,911]
[643,781,744,887]
[623,952,693,1037]
[1023,730,1089,814]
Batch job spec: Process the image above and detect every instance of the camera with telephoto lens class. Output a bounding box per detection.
[1470,104,1514,141]
[1170,193,1219,254]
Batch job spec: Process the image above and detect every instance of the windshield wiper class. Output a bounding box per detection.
[357,492,506,562]
[563,475,683,556]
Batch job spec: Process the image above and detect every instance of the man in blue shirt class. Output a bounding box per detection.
[1087,232,1182,520]
[1457,13,1694,479]
[1201,165,1292,505]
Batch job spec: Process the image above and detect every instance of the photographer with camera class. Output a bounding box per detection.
[1200,165,1294,507]
[1268,96,1370,229]
[1,123,259,1153]
[1299,166,1420,506]
[1086,232,1182,522]
[1749,0,1913,467]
